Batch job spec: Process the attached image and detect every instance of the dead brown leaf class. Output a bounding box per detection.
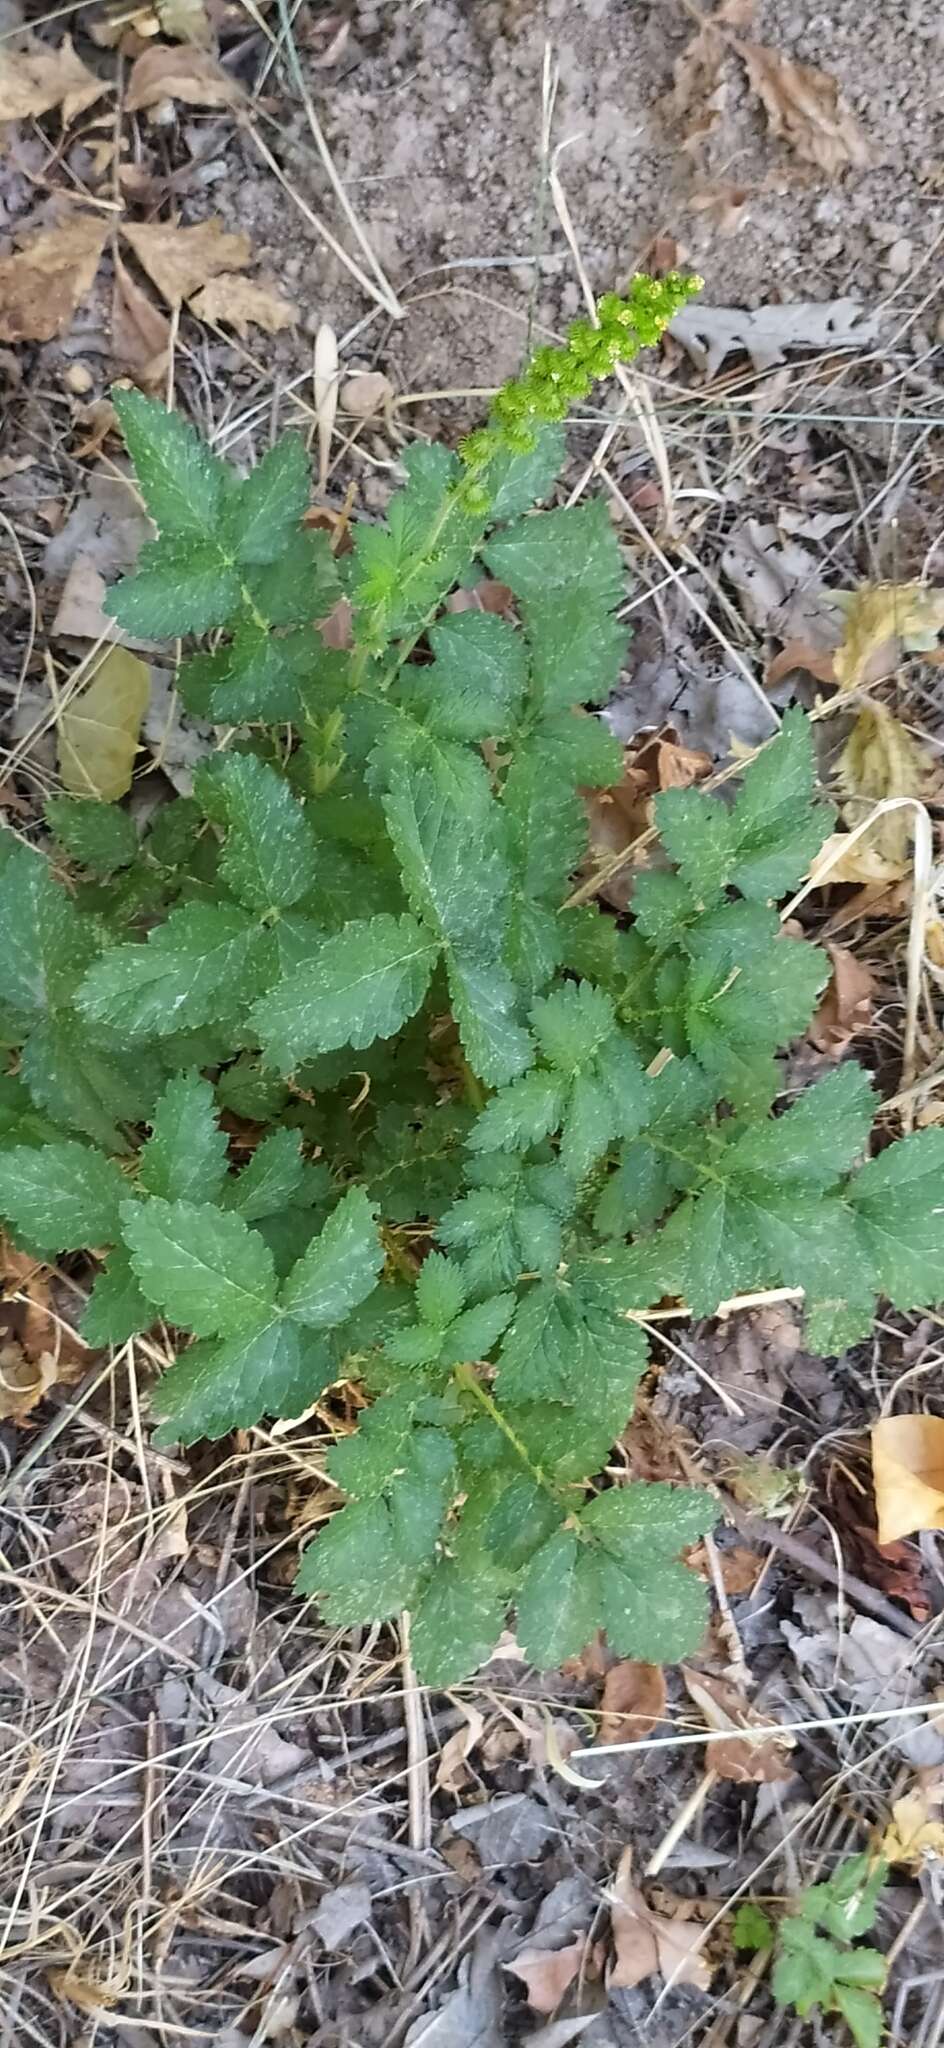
[111,251,171,388]
[188,273,298,336]
[734,38,869,175]
[810,829,909,888]
[73,398,120,461]
[872,1416,944,1546]
[0,214,110,344]
[766,637,838,689]
[681,1668,795,1783]
[583,725,712,909]
[122,218,250,306]
[446,580,516,619]
[808,942,876,1056]
[609,1848,712,1993]
[48,1964,122,2014]
[0,34,110,124]
[508,1937,602,2015]
[0,1240,88,1422]
[125,43,242,111]
[598,1662,667,1747]
[669,0,752,155]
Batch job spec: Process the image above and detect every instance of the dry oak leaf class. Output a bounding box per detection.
[111,250,171,388]
[872,1415,944,1547]
[597,1661,667,1747]
[125,43,243,111]
[877,1790,944,1871]
[733,38,869,175]
[122,218,250,306]
[156,0,213,46]
[0,34,109,125]
[188,273,299,336]
[609,1847,711,1994]
[808,942,876,1056]
[0,214,110,344]
[681,1667,795,1783]
[833,582,944,694]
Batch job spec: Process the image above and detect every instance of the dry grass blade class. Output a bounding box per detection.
[314,322,339,492]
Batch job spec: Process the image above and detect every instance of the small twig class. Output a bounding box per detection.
[645,1768,718,1877]
[728,1502,922,1639]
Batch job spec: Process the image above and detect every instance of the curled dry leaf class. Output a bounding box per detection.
[507,1936,602,2015]
[681,1668,795,1783]
[583,724,712,910]
[122,219,250,306]
[434,1702,485,1794]
[58,644,151,800]
[808,942,876,1056]
[111,251,171,389]
[669,0,752,155]
[837,704,934,874]
[189,274,298,337]
[0,1239,88,1421]
[734,38,869,175]
[0,34,109,124]
[0,214,110,345]
[833,582,944,694]
[689,183,752,235]
[609,1847,712,1994]
[766,638,838,690]
[125,43,242,111]
[597,1661,667,1747]
[877,1789,944,1870]
[871,1415,944,1547]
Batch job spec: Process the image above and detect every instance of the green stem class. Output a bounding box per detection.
[452,1360,568,1516]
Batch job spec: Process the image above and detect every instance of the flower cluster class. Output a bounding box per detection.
[459,270,702,477]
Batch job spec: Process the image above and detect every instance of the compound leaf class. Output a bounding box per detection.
[253,913,438,1070]
[121,1196,276,1337]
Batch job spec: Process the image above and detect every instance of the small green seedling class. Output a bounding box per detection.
[735,1855,889,2048]
[1,269,943,1688]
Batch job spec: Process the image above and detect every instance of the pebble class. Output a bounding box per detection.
[885,237,914,275]
[62,363,93,395]
[868,218,903,246]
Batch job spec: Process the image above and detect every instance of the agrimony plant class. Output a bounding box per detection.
[1,271,942,1685]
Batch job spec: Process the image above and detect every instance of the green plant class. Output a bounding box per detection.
[734,1856,889,2048]
[2,274,943,1687]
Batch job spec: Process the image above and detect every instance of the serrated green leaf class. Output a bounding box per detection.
[0,1140,128,1252]
[81,1247,151,1346]
[412,612,527,740]
[466,1071,563,1155]
[244,528,340,626]
[515,1528,598,1666]
[849,1126,944,1307]
[830,1985,883,2048]
[657,710,831,907]
[221,436,309,565]
[684,928,828,1111]
[439,1155,572,1292]
[46,798,138,878]
[226,1128,304,1221]
[253,913,438,1071]
[112,389,228,537]
[496,1275,649,1410]
[485,501,627,712]
[121,1196,276,1337]
[446,953,533,1087]
[296,1496,426,1623]
[179,628,312,724]
[0,841,96,1019]
[725,1064,876,1186]
[599,1552,709,1662]
[106,541,240,638]
[78,901,266,1040]
[198,751,318,911]
[155,1316,330,1442]
[440,1294,514,1367]
[20,1015,164,1151]
[0,1072,58,1149]
[502,744,588,911]
[582,1480,716,1554]
[415,1251,467,1329]
[483,422,564,521]
[140,1072,229,1204]
[410,1558,506,1686]
[482,1477,562,1572]
[280,1186,382,1329]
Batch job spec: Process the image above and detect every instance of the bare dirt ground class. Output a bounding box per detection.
[2,0,944,2043]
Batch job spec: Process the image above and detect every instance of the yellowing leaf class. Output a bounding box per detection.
[58,646,150,800]
[878,1790,944,1871]
[156,0,213,46]
[809,829,907,887]
[837,703,933,873]
[0,34,110,124]
[734,37,869,176]
[0,214,109,344]
[188,273,299,337]
[834,582,944,693]
[871,1414,944,1546]
[125,44,242,111]
[122,219,250,307]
